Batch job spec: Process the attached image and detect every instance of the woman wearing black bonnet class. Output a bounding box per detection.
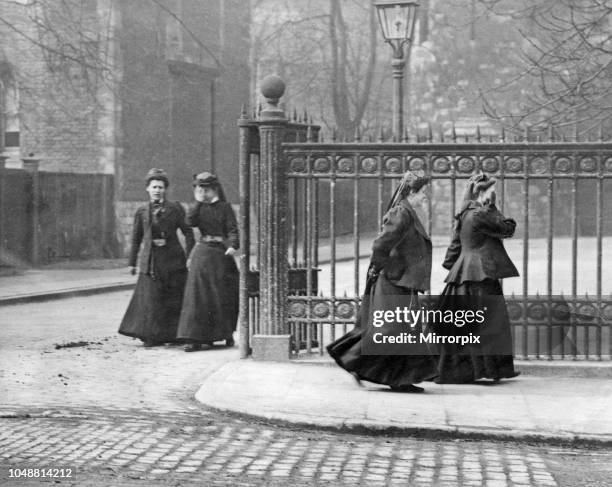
[177,172,240,352]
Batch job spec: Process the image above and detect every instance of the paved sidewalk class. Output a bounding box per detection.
[0,267,136,305]
[195,359,612,445]
[1,233,609,305]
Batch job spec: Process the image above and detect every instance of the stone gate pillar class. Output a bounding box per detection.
[251,75,291,361]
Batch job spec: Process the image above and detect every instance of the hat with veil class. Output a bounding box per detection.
[386,171,430,212]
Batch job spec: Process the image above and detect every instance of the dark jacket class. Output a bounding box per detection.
[443,202,519,284]
[370,199,432,292]
[187,200,239,250]
[128,200,195,275]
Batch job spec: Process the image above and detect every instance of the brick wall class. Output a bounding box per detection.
[0,1,110,174]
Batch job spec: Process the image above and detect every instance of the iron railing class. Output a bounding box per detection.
[283,140,612,360]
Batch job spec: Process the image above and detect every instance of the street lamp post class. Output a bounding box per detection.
[374,0,419,140]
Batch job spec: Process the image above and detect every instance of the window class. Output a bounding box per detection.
[4,83,19,148]
[0,69,20,162]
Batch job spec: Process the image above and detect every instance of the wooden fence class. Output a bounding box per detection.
[0,157,119,267]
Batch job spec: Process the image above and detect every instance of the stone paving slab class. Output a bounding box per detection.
[195,360,612,444]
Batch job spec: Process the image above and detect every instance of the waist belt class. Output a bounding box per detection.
[200,235,224,243]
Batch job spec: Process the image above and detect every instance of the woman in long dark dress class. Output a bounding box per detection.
[327,171,438,392]
[177,172,239,352]
[436,173,520,383]
[119,168,195,347]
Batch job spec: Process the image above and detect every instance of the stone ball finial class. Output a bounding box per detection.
[260,74,285,102]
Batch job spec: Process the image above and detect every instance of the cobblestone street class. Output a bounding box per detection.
[1,292,611,486]
[0,406,571,486]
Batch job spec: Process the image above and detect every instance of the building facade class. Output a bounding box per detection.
[0,0,250,257]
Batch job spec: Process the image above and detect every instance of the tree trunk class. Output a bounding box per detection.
[329,0,377,139]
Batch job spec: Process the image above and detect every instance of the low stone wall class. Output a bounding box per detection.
[115,201,144,258]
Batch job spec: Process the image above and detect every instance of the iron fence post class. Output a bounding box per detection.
[238,106,252,359]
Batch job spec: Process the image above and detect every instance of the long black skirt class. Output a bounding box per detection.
[326,274,438,388]
[435,279,518,383]
[176,242,239,343]
[118,268,187,343]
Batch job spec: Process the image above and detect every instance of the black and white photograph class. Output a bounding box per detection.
[0,0,611,485]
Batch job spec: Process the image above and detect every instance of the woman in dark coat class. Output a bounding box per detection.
[119,168,195,347]
[436,173,520,383]
[177,172,239,352]
[327,171,438,392]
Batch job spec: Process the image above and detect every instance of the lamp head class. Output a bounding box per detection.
[374,0,419,43]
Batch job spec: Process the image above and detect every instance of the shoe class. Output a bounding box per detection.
[390,384,424,393]
[226,337,235,347]
[350,372,364,388]
[184,343,202,352]
[143,341,163,348]
[494,371,521,382]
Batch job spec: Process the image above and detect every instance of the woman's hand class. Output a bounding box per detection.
[129,266,136,275]
[194,186,206,202]
[367,265,380,280]
[225,247,236,256]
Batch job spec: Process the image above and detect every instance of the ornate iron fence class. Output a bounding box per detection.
[283,140,612,360]
[238,81,612,361]
[0,157,119,267]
